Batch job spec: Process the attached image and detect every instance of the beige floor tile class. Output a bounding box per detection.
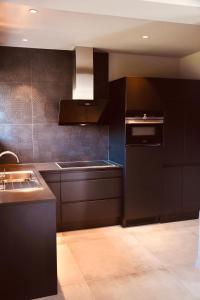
[88,269,195,300]
[61,283,95,300]
[167,263,200,298]
[68,236,163,281]
[34,283,94,300]
[57,235,66,245]
[33,293,65,300]
[162,219,199,231]
[57,232,64,237]
[57,243,86,287]
[132,228,198,267]
[62,226,125,243]
[124,223,166,234]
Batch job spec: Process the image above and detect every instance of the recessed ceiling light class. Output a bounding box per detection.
[142,35,149,39]
[28,8,38,14]
[22,38,28,42]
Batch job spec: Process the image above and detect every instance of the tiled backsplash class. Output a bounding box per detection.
[0,47,109,163]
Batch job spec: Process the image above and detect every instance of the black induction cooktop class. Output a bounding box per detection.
[56,161,117,169]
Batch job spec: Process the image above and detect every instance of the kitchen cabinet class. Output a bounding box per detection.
[161,166,182,216]
[182,166,200,211]
[61,169,122,230]
[126,78,163,112]
[61,178,121,203]
[124,146,162,225]
[0,201,57,300]
[40,171,61,230]
[184,98,200,164]
[109,77,200,225]
[41,168,122,231]
[163,98,184,165]
[62,198,120,230]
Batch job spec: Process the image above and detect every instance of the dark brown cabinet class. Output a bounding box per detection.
[184,99,200,164]
[40,172,61,230]
[62,199,120,230]
[163,98,184,165]
[182,166,200,211]
[162,167,182,215]
[124,146,162,225]
[126,78,163,112]
[0,201,57,300]
[61,178,121,203]
[109,77,200,225]
[41,168,122,231]
[61,169,122,230]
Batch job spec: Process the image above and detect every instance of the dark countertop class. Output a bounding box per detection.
[0,161,122,206]
[0,164,56,206]
[32,161,122,172]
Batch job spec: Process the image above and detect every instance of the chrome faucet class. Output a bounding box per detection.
[0,151,20,163]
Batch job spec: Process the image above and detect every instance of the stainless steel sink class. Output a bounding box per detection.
[0,170,42,191]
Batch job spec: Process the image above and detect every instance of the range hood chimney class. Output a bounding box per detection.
[73,47,94,100]
[59,47,108,125]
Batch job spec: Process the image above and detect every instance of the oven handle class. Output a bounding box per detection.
[126,143,162,147]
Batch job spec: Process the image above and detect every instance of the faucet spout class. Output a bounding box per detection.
[0,151,20,163]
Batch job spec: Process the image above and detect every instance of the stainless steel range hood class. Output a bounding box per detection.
[73,47,94,100]
[59,47,108,125]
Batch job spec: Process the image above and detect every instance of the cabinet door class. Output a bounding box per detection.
[184,98,200,164]
[124,146,162,222]
[163,98,184,165]
[182,166,200,210]
[61,178,122,203]
[62,198,120,228]
[126,78,163,112]
[162,167,182,215]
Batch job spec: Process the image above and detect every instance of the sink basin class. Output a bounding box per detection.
[0,170,42,191]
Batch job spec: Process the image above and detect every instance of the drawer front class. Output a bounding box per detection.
[62,198,121,224]
[40,171,60,183]
[61,178,122,203]
[61,169,122,182]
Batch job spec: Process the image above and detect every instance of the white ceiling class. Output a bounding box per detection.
[1,0,200,57]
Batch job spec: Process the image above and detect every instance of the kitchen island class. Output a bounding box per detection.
[0,164,57,300]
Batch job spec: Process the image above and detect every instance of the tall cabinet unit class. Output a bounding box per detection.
[109,77,163,226]
[109,77,200,226]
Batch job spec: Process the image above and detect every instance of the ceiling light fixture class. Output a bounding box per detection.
[28,8,38,14]
[142,35,149,39]
[22,38,28,42]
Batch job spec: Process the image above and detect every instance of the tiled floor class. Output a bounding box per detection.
[36,219,200,300]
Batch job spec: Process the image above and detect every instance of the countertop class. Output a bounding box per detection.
[32,161,122,172]
[0,164,56,206]
[0,161,122,206]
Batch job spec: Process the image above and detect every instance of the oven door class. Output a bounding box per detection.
[126,123,163,146]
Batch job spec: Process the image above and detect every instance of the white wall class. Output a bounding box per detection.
[109,52,181,81]
[180,51,200,79]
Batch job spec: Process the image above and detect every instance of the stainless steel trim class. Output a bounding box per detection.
[72,47,94,100]
[125,117,164,124]
[55,161,118,170]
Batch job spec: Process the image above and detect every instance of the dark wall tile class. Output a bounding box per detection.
[33,124,108,162]
[31,49,73,83]
[0,83,32,124]
[32,81,71,123]
[0,46,109,163]
[0,124,33,163]
[0,47,31,83]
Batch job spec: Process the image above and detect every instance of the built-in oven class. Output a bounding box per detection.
[126,113,164,146]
